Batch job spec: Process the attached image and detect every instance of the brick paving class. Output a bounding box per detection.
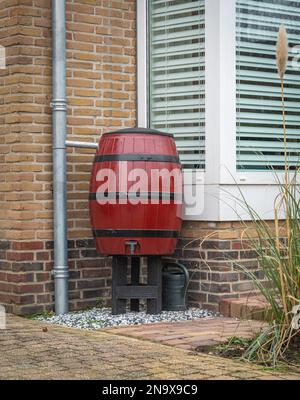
[220,296,270,320]
[105,317,267,350]
[0,315,299,380]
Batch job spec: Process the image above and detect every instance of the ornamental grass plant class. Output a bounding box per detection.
[230,25,300,366]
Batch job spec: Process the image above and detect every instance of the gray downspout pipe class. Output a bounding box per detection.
[51,0,68,315]
[65,141,98,150]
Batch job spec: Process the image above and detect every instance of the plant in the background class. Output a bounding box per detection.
[229,25,300,366]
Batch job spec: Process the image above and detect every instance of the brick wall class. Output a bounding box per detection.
[168,221,265,312]
[0,238,112,314]
[0,0,136,314]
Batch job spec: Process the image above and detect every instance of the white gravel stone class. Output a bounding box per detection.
[35,307,219,330]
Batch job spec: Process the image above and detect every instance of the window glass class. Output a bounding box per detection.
[236,0,300,170]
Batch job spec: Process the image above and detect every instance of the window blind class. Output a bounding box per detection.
[236,0,300,170]
[148,0,205,169]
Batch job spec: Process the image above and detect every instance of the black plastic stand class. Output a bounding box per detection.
[112,256,162,315]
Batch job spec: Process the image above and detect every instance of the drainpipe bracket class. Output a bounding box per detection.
[50,99,67,111]
[52,267,69,279]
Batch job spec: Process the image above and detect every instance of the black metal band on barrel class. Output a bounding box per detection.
[94,154,180,163]
[89,192,182,201]
[93,230,180,238]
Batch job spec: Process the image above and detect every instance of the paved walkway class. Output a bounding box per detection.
[0,315,299,380]
[105,317,266,350]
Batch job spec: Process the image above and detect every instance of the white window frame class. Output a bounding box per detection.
[137,0,293,221]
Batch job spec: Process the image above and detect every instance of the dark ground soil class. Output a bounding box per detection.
[196,334,300,373]
[284,336,300,366]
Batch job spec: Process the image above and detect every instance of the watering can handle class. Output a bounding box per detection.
[163,262,189,287]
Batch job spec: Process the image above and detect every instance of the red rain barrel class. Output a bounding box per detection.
[89,128,183,256]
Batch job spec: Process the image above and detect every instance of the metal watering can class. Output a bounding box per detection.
[162,262,189,311]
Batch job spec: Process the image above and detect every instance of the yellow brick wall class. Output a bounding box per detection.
[0,0,136,243]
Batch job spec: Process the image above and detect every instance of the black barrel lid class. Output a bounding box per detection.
[102,127,173,137]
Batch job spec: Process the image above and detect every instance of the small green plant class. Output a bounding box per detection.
[211,336,254,360]
[219,336,252,355]
[26,310,55,319]
[227,336,252,347]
